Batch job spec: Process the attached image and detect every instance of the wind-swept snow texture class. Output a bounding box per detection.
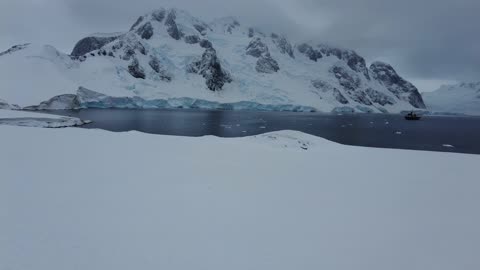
[0,109,87,127]
[0,8,425,113]
[423,82,480,115]
[1,127,479,270]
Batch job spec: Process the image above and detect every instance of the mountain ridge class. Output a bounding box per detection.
[423,82,480,115]
[0,7,425,113]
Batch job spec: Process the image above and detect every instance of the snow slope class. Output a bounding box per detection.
[1,127,479,270]
[0,109,88,127]
[0,8,425,113]
[423,82,480,115]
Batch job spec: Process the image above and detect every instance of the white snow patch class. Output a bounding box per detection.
[1,127,479,270]
[0,109,88,128]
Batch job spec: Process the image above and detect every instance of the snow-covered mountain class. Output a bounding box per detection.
[0,8,425,113]
[423,82,480,115]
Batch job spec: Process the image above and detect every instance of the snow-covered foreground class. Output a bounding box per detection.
[1,127,479,270]
[0,109,88,128]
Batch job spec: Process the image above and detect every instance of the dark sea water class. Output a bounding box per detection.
[45,109,480,155]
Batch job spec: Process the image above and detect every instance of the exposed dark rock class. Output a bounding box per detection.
[108,51,114,57]
[23,94,80,110]
[128,58,146,79]
[130,16,144,31]
[71,36,119,57]
[245,38,279,73]
[225,19,240,34]
[312,80,332,91]
[136,22,154,40]
[246,37,269,58]
[149,57,172,82]
[333,89,349,104]
[349,91,372,105]
[297,43,322,61]
[365,88,396,106]
[312,80,349,104]
[165,10,184,40]
[331,66,361,91]
[331,65,372,105]
[370,61,426,108]
[193,24,210,35]
[188,48,232,91]
[199,39,212,48]
[152,9,166,22]
[271,34,294,58]
[184,35,200,44]
[319,45,370,79]
[0,43,30,57]
[112,37,147,61]
[256,54,280,73]
[248,28,255,38]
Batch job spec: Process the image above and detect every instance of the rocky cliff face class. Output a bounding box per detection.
[0,7,425,113]
[370,62,425,109]
[71,35,121,57]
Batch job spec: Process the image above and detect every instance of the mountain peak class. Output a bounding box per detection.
[1,6,426,113]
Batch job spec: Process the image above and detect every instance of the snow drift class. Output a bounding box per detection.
[1,127,479,270]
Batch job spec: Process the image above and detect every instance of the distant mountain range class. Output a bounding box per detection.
[0,8,425,113]
[423,82,480,116]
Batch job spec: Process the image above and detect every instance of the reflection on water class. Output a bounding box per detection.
[45,109,480,155]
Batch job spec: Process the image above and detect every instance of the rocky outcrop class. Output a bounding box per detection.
[188,48,232,91]
[0,44,30,57]
[152,9,166,23]
[225,19,240,34]
[24,94,80,110]
[71,36,119,57]
[297,44,322,62]
[246,38,269,58]
[370,61,426,108]
[111,35,147,61]
[149,57,172,82]
[318,45,370,79]
[165,10,183,40]
[365,88,395,106]
[332,66,361,91]
[312,80,349,104]
[136,22,154,40]
[185,35,200,44]
[199,39,212,48]
[193,23,210,36]
[331,65,372,105]
[271,34,294,58]
[130,16,144,31]
[256,55,280,73]
[333,89,349,104]
[128,58,146,79]
[246,38,279,73]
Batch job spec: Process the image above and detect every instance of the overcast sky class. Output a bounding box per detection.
[1,0,478,91]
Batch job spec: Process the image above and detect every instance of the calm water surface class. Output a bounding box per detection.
[45,109,480,155]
